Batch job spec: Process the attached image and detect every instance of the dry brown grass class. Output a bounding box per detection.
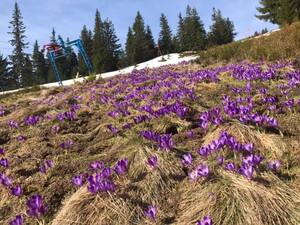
[177,171,300,225]
[52,187,142,225]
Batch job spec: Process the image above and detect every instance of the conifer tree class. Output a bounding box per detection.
[176,13,185,52]
[158,13,174,54]
[132,11,148,63]
[32,41,48,84]
[256,0,300,25]
[22,54,33,87]
[145,25,156,60]
[92,9,105,73]
[125,27,134,65]
[179,6,207,52]
[208,8,236,46]
[8,2,29,88]
[0,54,12,91]
[78,25,93,75]
[101,19,122,72]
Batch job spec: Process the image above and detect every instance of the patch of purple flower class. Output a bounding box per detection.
[9,215,24,225]
[26,195,47,218]
[147,155,158,169]
[114,158,129,175]
[197,215,213,225]
[144,205,157,220]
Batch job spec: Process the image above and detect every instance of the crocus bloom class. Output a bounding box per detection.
[0,158,8,168]
[90,161,104,171]
[72,174,84,187]
[59,139,73,149]
[158,134,174,151]
[225,162,236,171]
[9,215,24,225]
[1,174,12,187]
[239,164,254,180]
[0,147,5,155]
[144,205,157,220]
[268,160,281,172]
[26,195,47,218]
[147,155,158,169]
[17,135,26,142]
[11,185,23,197]
[182,153,193,166]
[217,156,224,165]
[114,159,129,175]
[197,215,213,225]
[51,125,60,134]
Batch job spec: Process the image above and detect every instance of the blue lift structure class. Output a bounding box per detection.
[43,35,93,86]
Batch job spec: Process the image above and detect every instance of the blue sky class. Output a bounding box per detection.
[0,0,278,56]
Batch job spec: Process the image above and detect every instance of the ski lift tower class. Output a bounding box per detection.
[42,35,93,86]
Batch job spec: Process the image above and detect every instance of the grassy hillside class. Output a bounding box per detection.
[195,22,300,65]
[0,60,300,225]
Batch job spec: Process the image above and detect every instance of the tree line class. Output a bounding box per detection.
[0,3,236,91]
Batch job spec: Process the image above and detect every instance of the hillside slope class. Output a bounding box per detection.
[0,60,300,225]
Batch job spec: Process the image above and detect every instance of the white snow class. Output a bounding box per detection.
[0,53,198,95]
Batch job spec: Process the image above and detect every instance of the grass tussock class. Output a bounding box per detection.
[177,171,300,225]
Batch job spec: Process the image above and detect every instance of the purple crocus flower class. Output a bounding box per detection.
[114,159,129,175]
[181,153,193,166]
[24,115,40,126]
[243,143,254,152]
[26,195,47,218]
[9,215,24,225]
[187,130,194,139]
[225,162,236,171]
[8,120,19,129]
[59,139,73,149]
[144,205,157,220]
[239,164,254,180]
[72,174,85,187]
[0,147,5,155]
[51,125,60,134]
[1,173,12,187]
[90,161,104,171]
[158,134,174,151]
[16,135,26,142]
[268,160,281,172]
[197,215,213,225]
[0,158,8,168]
[147,155,158,169]
[217,156,224,165]
[11,185,23,197]
[197,163,210,177]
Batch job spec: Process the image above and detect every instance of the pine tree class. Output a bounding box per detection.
[8,2,29,88]
[102,19,122,72]
[22,54,33,87]
[256,0,300,25]
[176,13,185,52]
[145,25,156,60]
[125,27,134,65]
[64,38,78,80]
[132,11,148,63]
[158,14,174,54]
[92,9,105,73]
[50,28,57,44]
[78,25,93,75]
[0,54,12,91]
[208,8,236,46]
[181,6,207,51]
[32,41,48,84]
